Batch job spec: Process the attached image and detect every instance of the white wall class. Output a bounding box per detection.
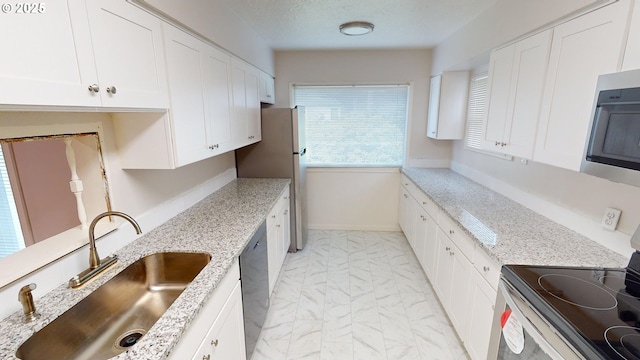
[0,112,236,319]
[434,0,640,257]
[306,168,400,231]
[275,49,451,165]
[274,49,451,230]
[137,0,274,74]
[431,0,599,74]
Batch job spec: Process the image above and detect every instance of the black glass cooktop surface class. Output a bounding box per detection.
[502,265,640,360]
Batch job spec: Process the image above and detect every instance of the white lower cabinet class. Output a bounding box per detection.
[267,186,291,296]
[465,272,498,360]
[398,176,501,360]
[168,262,246,360]
[434,228,474,340]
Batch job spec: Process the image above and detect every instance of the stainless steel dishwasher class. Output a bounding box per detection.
[239,221,269,360]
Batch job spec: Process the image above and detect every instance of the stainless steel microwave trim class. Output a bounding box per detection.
[581,69,640,187]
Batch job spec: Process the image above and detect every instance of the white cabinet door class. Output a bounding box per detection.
[534,1,630,171]
[398,185,416,245]
[414,206,428,265]
[168,263,243,360]
[465,272,498,360]
[427,72,470,140]
[267,188,290,296]
[163,24,210,166]
[421,210,439,280]
[503,29,552,159]
[203,45,233,155]
[259,71,275,104]
[231,59,261,148]
[482,45,514,151]
[482,29,552,158]
[434,229,454,301]
[267,208,280,296]
[85,0,169,109]
[447,241,473,340]
[280,193,291,262]
[197,282,247,360]
[0,1,99,107]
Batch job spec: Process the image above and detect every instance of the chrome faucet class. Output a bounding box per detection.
[69,211,142,288]
[18,283,40,322]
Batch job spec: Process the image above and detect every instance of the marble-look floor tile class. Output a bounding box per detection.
[321,341,354,360]
[254,230,469,360]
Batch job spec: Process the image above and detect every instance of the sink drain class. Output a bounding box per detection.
[115,329,146,349]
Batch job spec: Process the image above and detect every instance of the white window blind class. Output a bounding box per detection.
[465,72,488,150]
[293,85,409,166]
[0,146,25,258]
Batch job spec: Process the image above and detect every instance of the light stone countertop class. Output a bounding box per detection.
[402,168,628,268]
[0,178,290,360]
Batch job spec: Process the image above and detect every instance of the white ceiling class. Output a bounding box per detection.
[221,0,498,50]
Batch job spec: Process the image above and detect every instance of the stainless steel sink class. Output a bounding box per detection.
[16,252,211,360]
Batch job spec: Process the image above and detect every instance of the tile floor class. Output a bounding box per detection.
[251,230,469,360]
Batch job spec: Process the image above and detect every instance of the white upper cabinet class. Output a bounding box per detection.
[231,59,261,148]
[85,0,169,109]
[163,23,232,166]
[202,46,234,155]
[482,29,552,158]
[622,0,640,71]
[163,24,211,166]
[0,0,168,109]
[259,71,275,104]
[113,23,233,169]
[533,0,630,171]
[0,1,99,107]
[427,71,470,140]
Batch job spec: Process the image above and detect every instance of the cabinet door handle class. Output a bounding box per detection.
[106,86,117,95]
[211,339,219,347]
[88,84,100,93]
[495,141,499,146]
[449,251,455,256]
[445,247,451,251]
[449,229,454,235]
[203,355,210,360]
[483,266,490,272]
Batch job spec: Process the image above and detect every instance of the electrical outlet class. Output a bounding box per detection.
[601,207,621,231]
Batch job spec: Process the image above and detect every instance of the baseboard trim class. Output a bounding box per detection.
[309,223,401,232]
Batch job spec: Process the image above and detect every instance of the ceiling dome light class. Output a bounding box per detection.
[339,21,374,36]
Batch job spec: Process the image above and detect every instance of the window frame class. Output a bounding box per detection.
[290,82,412,168]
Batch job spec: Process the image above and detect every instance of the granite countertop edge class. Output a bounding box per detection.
[401,167,628,269]
[0,178,291,360]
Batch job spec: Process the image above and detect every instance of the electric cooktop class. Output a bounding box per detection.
[502,264,640,360]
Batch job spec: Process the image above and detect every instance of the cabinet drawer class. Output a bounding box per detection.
[413,190,439,220]
[438,213,475,261]
[473,247,501,291]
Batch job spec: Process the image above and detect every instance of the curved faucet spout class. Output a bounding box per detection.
[89,211,142,269]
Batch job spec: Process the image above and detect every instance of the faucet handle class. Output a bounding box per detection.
[18,283,40,322]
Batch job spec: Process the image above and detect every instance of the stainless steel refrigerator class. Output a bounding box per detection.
[236,107,308,251]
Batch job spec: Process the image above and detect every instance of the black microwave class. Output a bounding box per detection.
[581,69,640,187]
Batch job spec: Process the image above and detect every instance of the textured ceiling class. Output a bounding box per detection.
[221,0,498,50]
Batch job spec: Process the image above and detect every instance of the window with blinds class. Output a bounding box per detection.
[293,85,409,166]
[0,146,25,258]
[465,72,488,150]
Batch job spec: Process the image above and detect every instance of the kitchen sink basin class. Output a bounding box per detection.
[16,252,211,360]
